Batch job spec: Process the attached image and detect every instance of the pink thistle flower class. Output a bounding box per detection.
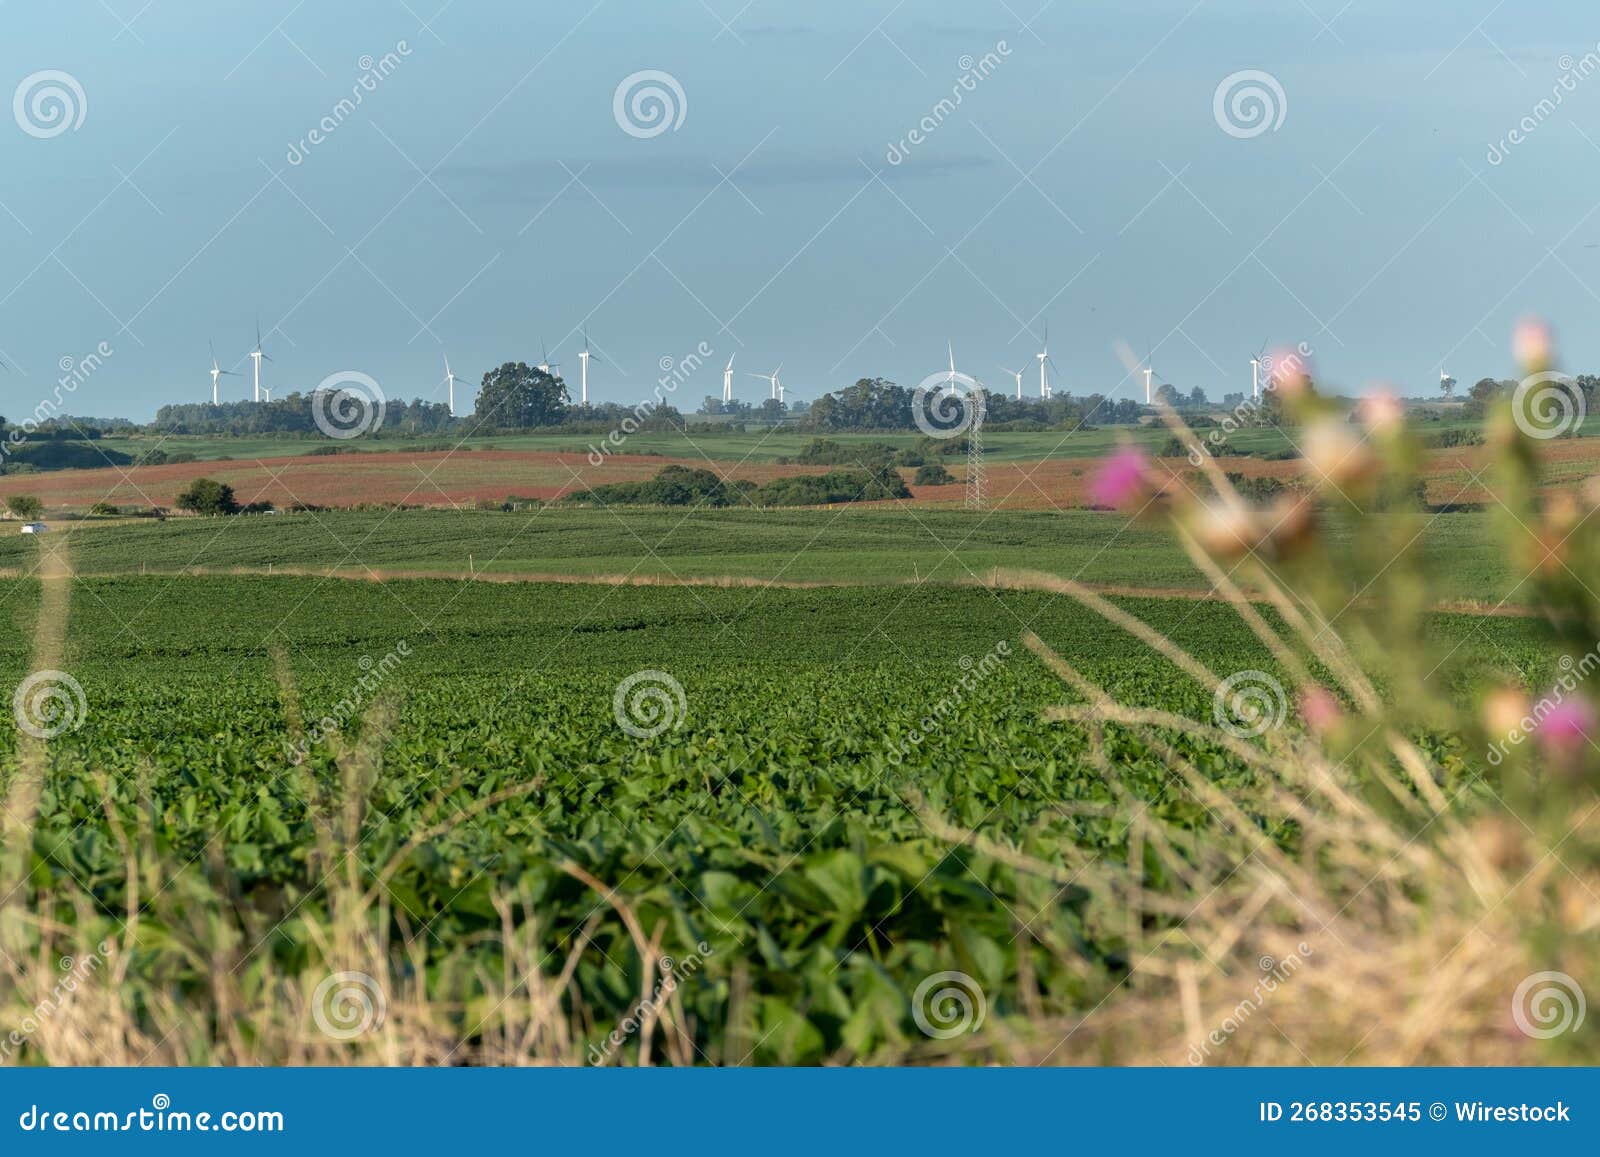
[1090,446,1149,509]
[1298,686,1342,734]
[1513,317,1554,373]
[1538,698,1594,756]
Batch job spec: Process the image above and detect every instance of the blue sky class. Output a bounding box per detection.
[1,0,1598,419]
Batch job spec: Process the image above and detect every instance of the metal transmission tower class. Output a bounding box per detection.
[965,385,987,510]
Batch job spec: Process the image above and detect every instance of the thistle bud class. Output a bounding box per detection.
[1301,420,1375,490]
[1193,501,1262,561]
[1482,686,1530,738]
[1513,317,1554,374]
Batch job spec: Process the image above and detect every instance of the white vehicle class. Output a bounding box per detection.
[19,522,46,534]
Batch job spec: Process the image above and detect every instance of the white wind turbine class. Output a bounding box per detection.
[1249,341,1266,402]
[722,354,736,403]
[1001,367,1024,400]
[1143,362,1155,405]
[1035,323,1056,399]
[262,387,272,402]
[749,363,783,400]
[249,319,272,403]
[208,340,238,405]
[577,332,598,405]
[442,354,462,416]
[537,340,560,377]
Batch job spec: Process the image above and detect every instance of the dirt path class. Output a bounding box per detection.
[1,535,76,918]
[56,561,1538,618]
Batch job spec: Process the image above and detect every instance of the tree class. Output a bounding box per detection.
[473,362,569,427]
[175,477,238,515]
[6,495,42,520]
[1187,386,1208,408]
[1155,383,1182,407]
[1440,374,1457,400]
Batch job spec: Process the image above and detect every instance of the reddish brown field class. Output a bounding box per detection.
[0,450,830,512]
[3,440,1597,514]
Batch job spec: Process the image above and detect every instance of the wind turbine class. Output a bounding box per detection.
[262,387,272,402]
[749,363,783,400]
[249,319,272,403]
[537,341,560,376]
[442,354,462,416]
[1249,341,1266,402]
[1143,362,1155,405]
[722,355,735,403]
[1001,367,1024,400]
[577,333,597,405]
[208,340,238,405]
[1035,324,1056,399]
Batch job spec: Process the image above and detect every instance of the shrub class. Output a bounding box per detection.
[913,463,955,485]
[175,477,239,515]
[6,495,43,520]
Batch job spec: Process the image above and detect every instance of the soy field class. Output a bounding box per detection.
[0,570,1546,1063]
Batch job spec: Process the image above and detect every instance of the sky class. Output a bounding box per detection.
[2,0,1599,421]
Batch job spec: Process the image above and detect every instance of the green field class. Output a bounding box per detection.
[81,410,1571,468]
[0,571,1546,1062]
[94,423,1305,465]
[6,505,1522,602]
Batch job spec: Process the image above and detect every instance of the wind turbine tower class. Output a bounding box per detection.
[1036,324,1053,399]
[208,341,237,405]
[749,364,782,401]
[1002,367,1024,400]
[577,334,596,405]
[249,319,271,403]
[1250,342,1266,402]
[1143,365,1155,405]
[722,355,735,403]
[443,354,461,416]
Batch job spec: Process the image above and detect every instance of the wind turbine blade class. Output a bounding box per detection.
[725,355,735,372]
